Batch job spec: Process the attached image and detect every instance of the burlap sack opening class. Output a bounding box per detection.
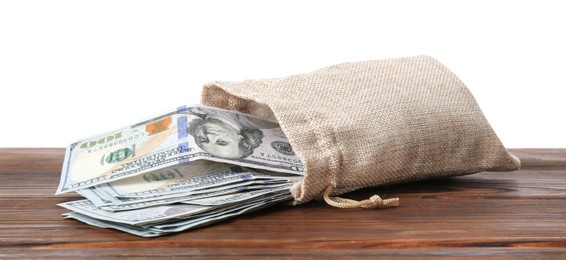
[201,56,521,205]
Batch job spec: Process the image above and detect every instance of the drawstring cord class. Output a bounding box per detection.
[323,185,399,209]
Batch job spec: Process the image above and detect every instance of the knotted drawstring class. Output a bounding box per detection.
[323,185,399,209]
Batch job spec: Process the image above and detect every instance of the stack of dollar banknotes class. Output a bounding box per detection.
[55,105,304,237]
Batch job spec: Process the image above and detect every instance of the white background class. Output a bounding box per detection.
[1,0,564,148]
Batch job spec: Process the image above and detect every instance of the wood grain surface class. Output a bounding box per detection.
[0,148,565,259]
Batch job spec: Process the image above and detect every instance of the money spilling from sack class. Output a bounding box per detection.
[55,105,304,237]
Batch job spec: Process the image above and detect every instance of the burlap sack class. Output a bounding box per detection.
[201,55,521,206]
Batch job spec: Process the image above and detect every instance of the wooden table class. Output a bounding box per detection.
[1,148,565,259]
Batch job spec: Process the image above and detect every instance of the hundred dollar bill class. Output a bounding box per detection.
[81,178,289,207]
[87,162,252,200]
[95,162,298,199]
[180,184,292,206]
[77,162,297,207]
[63,192,292,237]
[64,212,161,237]
[59,199,212,226]
[154,194,292,232]
[93,183,292,212]
[56,105,304,194]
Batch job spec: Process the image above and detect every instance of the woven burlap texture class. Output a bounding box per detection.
[201,55,521,205]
